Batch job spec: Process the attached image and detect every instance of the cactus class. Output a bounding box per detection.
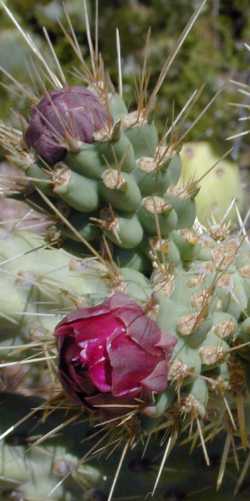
[180,142,244,227]
[0,1,250,500]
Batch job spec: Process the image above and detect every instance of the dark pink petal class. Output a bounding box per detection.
[55,299,112,328]
[108,332,161,397]
[157,333,177,358]
[141,360,168,393]
[55,294,138,329]
[57,337,85,403]
[80,340,112,393]
[73,313,124,344]
[118,308,162,355]
[88,362,111,393]
[55,323,74,339]
[56,334,79,368]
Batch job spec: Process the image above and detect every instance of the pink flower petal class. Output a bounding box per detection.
[117,308,162,355]
[108,333,162,397]
[58,337,95,403]
[141,360,168,393]
[80,340,112,393]
[55,302,111,329]
[74,314,124,344]
[55,293,137,330]
[157,333,177,359]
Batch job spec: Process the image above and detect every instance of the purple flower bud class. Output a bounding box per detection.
[55,293,176,408]
[25,86,109,165]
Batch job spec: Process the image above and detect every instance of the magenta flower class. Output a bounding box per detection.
[55,293,176,408]
[25,86,109,165]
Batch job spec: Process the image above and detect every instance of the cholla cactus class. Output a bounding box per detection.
[1,1,250,500]
[180,142,244,226]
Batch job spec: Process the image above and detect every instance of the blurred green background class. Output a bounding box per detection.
[0,0,250,182]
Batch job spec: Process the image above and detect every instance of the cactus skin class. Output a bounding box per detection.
[1,4,250,500]
[180,142,244,226]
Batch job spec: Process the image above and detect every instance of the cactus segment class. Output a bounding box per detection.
[100,169,141,213]
[138,196,178,236]
[98,130,137,173]
[53,167,99,212]
[165,186,197,229]
[180,142,244,226]
[108,93,128,121]
[135,152,182,197]
[27,162,53,195]
[114,248,151,273]
[66,143,105,179]
[125,121,158,158]
[63,212,100,242]
[103,213,144,249]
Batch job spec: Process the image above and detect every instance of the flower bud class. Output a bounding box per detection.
[25,86,109,165]
[55,293,176,408]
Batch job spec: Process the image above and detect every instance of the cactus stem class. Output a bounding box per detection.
[0,242,47,268]
[196,147,233,185]
[35,186,109,267]
[102,169,126,191]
